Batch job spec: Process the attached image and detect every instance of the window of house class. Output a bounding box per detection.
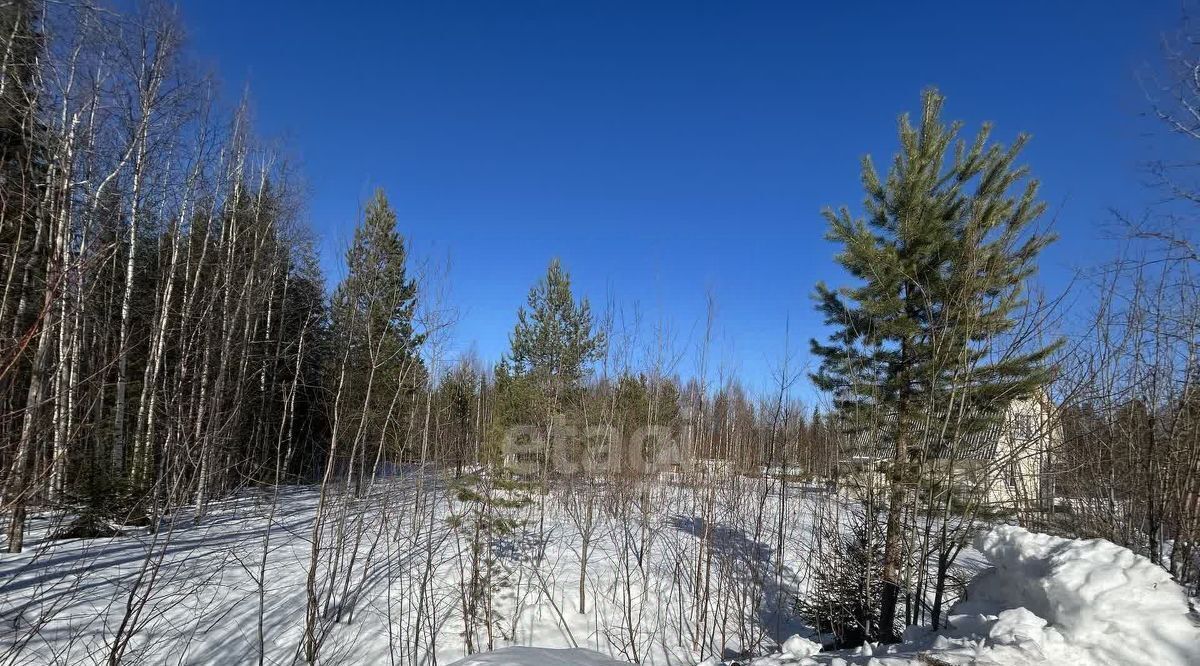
[1014,414,1037,441]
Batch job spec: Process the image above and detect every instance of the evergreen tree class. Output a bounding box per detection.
[0,0,47,553]
[796,507,885,649]
[447,466,534,653]
[611,373,681,475]
[503,258,605,390]
[330,189,426,479]
[438,354,484,476]
[271,243,330,481]
[808,406,823,449]
[493,259,605,473]
[810,89,1060,641]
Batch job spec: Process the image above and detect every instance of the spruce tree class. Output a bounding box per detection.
[797,507,885,648]
[438,355,483,476]
[447,464,534,652]
[810,89,1060,641]
[330,189,426,481]
[612,373,681,475]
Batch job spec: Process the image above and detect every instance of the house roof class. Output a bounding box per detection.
[842,412,1007,462]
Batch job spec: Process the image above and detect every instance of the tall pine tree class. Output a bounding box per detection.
[810,89,1060,641]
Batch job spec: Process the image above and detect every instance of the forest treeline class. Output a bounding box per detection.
[0,0,840,554]
[1,0,1198,659]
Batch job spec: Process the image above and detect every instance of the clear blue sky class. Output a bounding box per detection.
[183,1,1176,396]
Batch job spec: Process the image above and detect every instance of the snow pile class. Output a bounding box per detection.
[942,525,1199,665]
[448,647,629,665]
[719,525,1200,666]
[697,634,824,666]
[781,634,822,660]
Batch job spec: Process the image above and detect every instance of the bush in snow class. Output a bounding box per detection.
[737,525,1199,665]
[795,505,887,648]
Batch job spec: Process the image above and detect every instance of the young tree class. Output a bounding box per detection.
[810,88,1059,641]
[494,258,605,474]
[504,259,604,383]
[797,507,885,648]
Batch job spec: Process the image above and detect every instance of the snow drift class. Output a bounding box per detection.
[938,525,1200,665]
[732,525,1200,665]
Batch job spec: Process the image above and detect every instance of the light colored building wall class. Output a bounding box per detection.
[836,393,1060,516]
[985,394,1060,512]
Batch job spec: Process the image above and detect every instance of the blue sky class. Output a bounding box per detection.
[183,1,1177,396]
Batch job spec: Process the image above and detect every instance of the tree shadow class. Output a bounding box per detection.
[668,514,811,659]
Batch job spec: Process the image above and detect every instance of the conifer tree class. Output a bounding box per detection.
[330,189,426,483]
[0,0,47,553]
[447,464,534,653]
[810,89,1060,641]
[797,507,885,648]
[438,354,484,476]
[494,258,605,473]
[612,373,681,474]
[503,258,605,390]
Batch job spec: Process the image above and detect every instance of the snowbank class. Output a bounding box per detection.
[722,525,1200,665]
[448,647,629,665]
[941,525,1200,665]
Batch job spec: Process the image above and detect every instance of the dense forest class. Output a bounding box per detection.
[1,2,1198,665]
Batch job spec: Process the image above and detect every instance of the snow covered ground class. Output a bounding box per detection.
[0,475,832,664]
[447,647,628,665]
[2,476,1195,665]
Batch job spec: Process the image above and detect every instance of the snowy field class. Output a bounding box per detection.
[0,474,837,665]
[2,475,1196,666]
